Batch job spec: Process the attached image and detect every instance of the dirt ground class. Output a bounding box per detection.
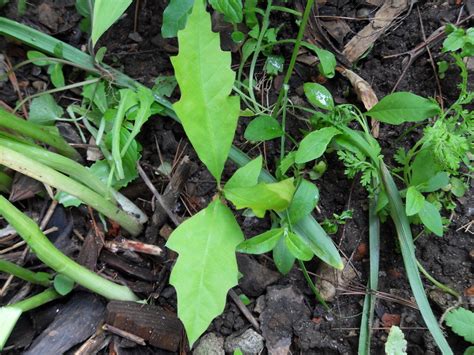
[0,0,472,354]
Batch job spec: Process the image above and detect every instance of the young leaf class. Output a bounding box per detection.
[313,46,336,78]
[225,156,262,189]
[295,127,340,164]
[273,236,295,275]
[208,0,243,24]
[237,228,284,254]
[48,63,64,88]
[244,115,283,141]
[29,94,64,125]
[365,92,440,125]
[172,0,240,183]
[405,186,425,216]
[91,0,132,45]
[53,274,74,296]
[418,200,443,237]
[445,308,474,343]
[285,231,313,261]
[385,326,407,355]
[287,179,319,224]
[304,83,334,110]
[161,0,194,38]
[224,178,295,218]
[166,200,244,347]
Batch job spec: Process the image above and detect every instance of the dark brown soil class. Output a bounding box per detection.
[0,0,472,354]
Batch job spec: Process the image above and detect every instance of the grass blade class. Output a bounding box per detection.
[380,162,452,355]
[358,196,380,354]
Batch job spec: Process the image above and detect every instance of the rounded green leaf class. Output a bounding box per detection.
[418,200,443,236]
[405,186,425,216]
[445,308,474,343]
[273,236,295,275]
[244,115,283,142]
[304,83,334,110]
[237,228,284,254]
[287,179,319,224]
[295,127,340,164]
[366,92,441,125]
[285,231,313,261]
[53,274,75,296]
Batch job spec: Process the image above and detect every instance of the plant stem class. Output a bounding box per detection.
[0,107,80,160]
[0,145,143,236]
[298,259,329,310]
[11,288,61,312]
[0,170,11,193]
[280,84,289,162]
[247,0,273,112]
[416,260,460,298]
[272,0,315,119]
[0,196,139,301]
[0,259,51,287]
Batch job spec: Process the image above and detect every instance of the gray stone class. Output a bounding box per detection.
[237,254,280,297]
[224,329,265,354]
[193,333,225,355]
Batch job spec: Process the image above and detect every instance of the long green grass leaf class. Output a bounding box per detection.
[380,162,452,355]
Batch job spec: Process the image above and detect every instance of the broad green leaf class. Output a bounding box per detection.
[443,26,465,52]
[304,83,334,110]
[224,178,295,217]
[244,115,283,141]
[166,200,243,347]
[172,0,240,183]
[410,149,442,186]
[273,236,295,275]
[225,156,262,189]
[418,200,443,237]
[0,306,22,350]
[295,127,340,164]
[385,326,407,355]
[161,0,194,38]
[29,94,64,125]
[48,63,65,88]
[237,228,284,254]
[405,186,425,216]
[27,50,52,66]
[419,171,449,193]
[53,274,74,295]
[445,308,474,343]
[309,45,336,78]
[285,231,313,261]
[91,0,132,45]
[287,179,319,224]
[366,92,441,125]
[450,177,466,197]
[209,0,243,24]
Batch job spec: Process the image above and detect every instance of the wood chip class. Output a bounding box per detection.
[343,0,409,63]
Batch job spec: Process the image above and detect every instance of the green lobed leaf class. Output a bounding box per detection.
[29,94,64,125]
[295,127,340,164]
[225,155,262,189]
[405,186,425,216]
[224,178,295,218]
[166,200,244,347]
[287,179,319,224]
[445,308,474,343]
[418,200,443,236]
[244,115,283,142]
[161,0,194,38]
[385,326,408,355]
[91,0,132,45]
[304,83,334,110]
[172,0,240,183]
[237,228,284,254]
[285,231,313,261]
[208,0,243,24]
[366,92,441,125]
